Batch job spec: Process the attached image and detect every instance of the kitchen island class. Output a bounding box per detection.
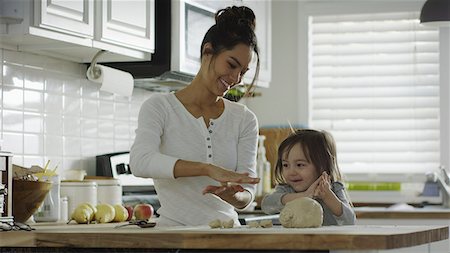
[0,222,448,253]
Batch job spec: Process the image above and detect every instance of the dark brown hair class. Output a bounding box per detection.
[274,129,343,185]
[200,6,260,95]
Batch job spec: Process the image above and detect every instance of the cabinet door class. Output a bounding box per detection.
[36,0,94,37]
[97,0,155,53]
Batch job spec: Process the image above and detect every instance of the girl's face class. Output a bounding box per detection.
[281,143,320,192]
[203,43,251,95]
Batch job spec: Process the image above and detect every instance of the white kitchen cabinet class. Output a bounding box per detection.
[174,0,271,87]
[94,0,155,53]
[0,0,155,63]
[36,0,94,38]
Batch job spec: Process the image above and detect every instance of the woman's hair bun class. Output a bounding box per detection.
[215,6,256,31]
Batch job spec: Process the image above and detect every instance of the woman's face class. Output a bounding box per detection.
[281,143,320,192]
[203,43,252,95]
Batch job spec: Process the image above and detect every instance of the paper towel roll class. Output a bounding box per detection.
[87,65,134,97]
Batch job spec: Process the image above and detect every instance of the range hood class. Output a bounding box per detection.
[102,0,195,92]
[134,71,194,92]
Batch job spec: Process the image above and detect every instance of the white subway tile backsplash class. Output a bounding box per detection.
[62,158,82,171]
[24,133,44,155]
[63,95,81,116]
[98,119,113,138]
[114,122,129,140]
[81,118,97,138]
[62,116,81,137]
[82,80,100,99]
[63,136,81,157]
[2,132,23,154]
[3,64,23,88]
[99,100,114,119]
[82,99,98,118]
[44,93,63,115]
[1,49,149,175]
[114,102,129,120]
[63,77,81,96]
[97,139,114,154]
[24,112,43,133]
[3,110,23,132]
[44,135,63,156]
[45,74,64,94]
[3,87,23,110]
[23,156,44,168]
[24,90,44,112]
[24,68,45,90]
[81,138,97,156]
[44,115,63,136]
[114,140,130,152]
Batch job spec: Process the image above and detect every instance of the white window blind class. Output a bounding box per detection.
[309,12,440,174]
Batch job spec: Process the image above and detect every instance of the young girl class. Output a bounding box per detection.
[261,129,355,226]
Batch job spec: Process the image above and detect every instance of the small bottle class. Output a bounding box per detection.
[34,175,60,222]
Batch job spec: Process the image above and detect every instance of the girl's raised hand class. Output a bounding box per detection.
[305,176,321,198]
[314,172,332,200]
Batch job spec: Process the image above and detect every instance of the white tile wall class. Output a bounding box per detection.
[0,49,154,175]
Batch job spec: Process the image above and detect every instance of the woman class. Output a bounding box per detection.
[130,5,261,226]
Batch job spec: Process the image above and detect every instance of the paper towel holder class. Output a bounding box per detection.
[87,50,107,79]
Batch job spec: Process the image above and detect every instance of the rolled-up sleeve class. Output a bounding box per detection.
[130,96,178,179]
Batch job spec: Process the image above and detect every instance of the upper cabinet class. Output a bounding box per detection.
[36,0,94,38]
[173,0,271,87]
[0,0,155,63]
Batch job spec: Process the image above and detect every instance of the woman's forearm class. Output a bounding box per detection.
[173,159,209,178]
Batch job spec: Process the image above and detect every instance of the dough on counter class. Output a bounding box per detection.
[247,221,261,228]
[221,219,234,229]
[208,219,222,229]
[279,197,323,228]
[259,219,273,228]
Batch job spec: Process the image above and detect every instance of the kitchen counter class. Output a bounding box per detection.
[0,222,448,253]
[354,206,450,219]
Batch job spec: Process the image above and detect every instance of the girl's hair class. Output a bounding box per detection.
[200,6,260,95]
[274,129,343,185]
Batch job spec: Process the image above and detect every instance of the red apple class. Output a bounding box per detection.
[133,203,154,220]
[124,205,134,221]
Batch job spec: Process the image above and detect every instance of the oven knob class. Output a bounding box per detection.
[116,163,127,174]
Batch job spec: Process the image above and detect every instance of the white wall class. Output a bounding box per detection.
[246,0,309,128]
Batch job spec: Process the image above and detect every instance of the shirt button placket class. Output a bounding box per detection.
[206,135,212,162]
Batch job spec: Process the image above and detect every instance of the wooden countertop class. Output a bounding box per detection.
[354,207,450,219]
[1,222,448,251]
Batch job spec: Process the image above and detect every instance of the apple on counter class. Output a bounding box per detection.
[124,205,134,221]
[133,203,154,220]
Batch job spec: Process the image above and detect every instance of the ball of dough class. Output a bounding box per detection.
[208,219,222,229]
[221,219,234,229]
[279,197,323,228]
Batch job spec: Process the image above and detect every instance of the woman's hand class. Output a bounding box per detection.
[313,172,332,200]
[202,164,259,208]
[205,164,260,185]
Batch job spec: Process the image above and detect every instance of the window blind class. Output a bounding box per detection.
[309,12,440,174]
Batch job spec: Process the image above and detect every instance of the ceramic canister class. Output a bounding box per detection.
[85,178,122,205]
[60,181,97,217]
